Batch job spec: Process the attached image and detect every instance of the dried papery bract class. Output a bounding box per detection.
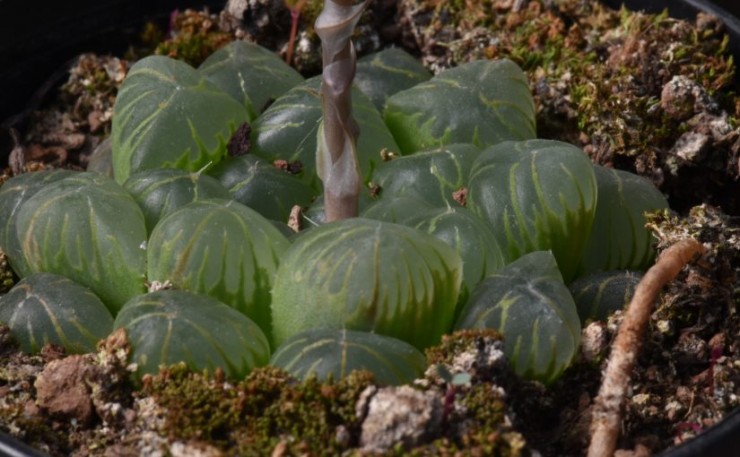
[315,0,370,221]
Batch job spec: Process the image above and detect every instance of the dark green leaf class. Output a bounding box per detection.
[569,270,642,324]
[114,289,270,379]
[467,139,597,282]
[271,218,462,350]
[455,251,581,384]
[0,273,113,354]
[270,328,425,385]
[355,47,432,110]
[198,41,304,119]
[111,55,249,183]
[384,59,536,154]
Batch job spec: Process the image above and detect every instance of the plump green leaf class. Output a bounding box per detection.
[271,218,462,350]
[455,251,581,384]
[384,59,536,155]
[406,206,508,307]
[251,76,400,189]
[355,47,432,110]
[0,170,76,277]
[371,143,479,206]
[467,139,597,282]
[124,168,231,234]
[209,155,316,222]
[270,328,426,385]
[577,166,668,275]
[569,270,642,324]
[147,199,290,334]
[111,55,249,183]
[114,289,270,379]
[16,172,147,313]
[360,195,435,224]
[198,41,304,120]
[0,273,113,354]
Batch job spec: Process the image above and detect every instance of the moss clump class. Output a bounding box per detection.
[426,329,503,366]
[155,9,233,67]
[143,364,375,455]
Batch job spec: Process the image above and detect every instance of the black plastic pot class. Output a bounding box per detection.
[0,1,738,456]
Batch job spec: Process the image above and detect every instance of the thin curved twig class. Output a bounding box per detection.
[587,238,705,457]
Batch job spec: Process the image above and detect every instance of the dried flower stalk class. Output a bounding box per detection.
[315,0,369,221]
[587,238,705,457]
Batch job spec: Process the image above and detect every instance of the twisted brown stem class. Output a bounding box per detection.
[315,0,369,221]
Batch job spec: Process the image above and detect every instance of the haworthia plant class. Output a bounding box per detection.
[198,40,304,120]
[15,172,147,313]
[360,195,435,224]
[208,155,316,223]
[270,328,426,385]
[455,251,581,384]
[0,169,76,277]
[0,273,113,354]
[384,59,536,155]
[577,165,669,275]
[355,47,432,110]
[568,270,643,324]
[406,206,508,307]
[111,55,249,183]
[114,289,270,379]
[270,218,462,350]
[467,139,597,282]
[146,199,290,334]
[371,143,479,207]
[123,168,231,234]
[250,76,399,190]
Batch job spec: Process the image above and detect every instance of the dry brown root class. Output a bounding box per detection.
[587,238,705,457]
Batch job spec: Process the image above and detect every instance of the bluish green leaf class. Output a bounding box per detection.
[111,55,249,183]
[270,328,425,385]
[0,273,113,354]
[467,139,597,282]
[271,218,462,350]
[455,251,581,384]
[198,41,304,119]
[384,59,536,154]
[114,289,270,379]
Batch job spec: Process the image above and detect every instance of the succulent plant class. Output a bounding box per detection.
[577,165,669,275]
[0,273,113,354]
[114,289,270,379]
[354,47,432,111]
[468,139,597,282]
[270,328,426,385]
[198,40,304,120]
[111,55,249,183]
[0,169,77,277]
[456,251,581,384]
[384,59,536,155]
[568,270,643,324]
[208,155,316,223]
[15,172,147,313]
[146,198,290,334]
[124,168,231,234]
[270,217,462,350]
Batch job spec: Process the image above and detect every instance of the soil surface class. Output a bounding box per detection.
[1,1,739,456]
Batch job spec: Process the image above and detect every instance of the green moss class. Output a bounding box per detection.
[155,10,233,67]
[426,329,503,366]
[144,364,375,455]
